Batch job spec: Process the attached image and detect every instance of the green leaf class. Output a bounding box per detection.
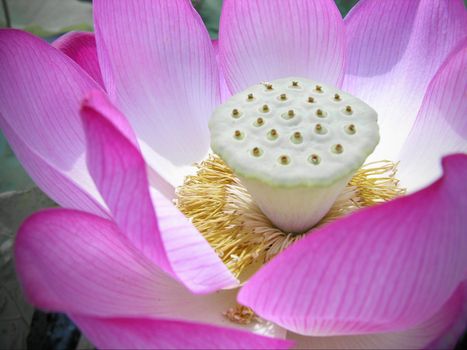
[0,132,34,192]
[0,188,56,350]
[0,0,93,36]
[193,0,223,39]
[334,0,359,17]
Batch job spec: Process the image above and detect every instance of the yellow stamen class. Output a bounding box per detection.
[223,305,258,325]
[176,155,405,280]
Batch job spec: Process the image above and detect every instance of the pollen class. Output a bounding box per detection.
[176,155,405,279]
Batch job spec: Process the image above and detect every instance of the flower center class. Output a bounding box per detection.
[176,155,404,281]
[208,77,380,233]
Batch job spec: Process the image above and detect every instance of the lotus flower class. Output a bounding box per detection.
[1,0,466,349]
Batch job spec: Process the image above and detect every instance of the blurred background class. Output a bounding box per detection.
[0,1,464,350]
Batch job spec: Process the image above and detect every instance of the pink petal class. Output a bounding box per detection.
[212,39,231,102]
[81,95,237,293]
[16,209,285,338]
[218,0,346,93]
[15,209,177,316]
[93,0,218,165]
[398,39,467,192]
[342,0,467,161]
[0,29,107,216]
[426,281,467,350]
[288,281,466,349]
[72,316,293,350]
[238,154,467,336]
[52,31,105,88]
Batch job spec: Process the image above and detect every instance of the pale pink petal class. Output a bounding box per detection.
[81,97,237,293]
[83,90,177,200]
[52,31,104,88]
[94,0,218,165]
[212,39,231,102]
[219,0,346,93]
[0,29,107,216]
[238,154,467,336]
[72,316,293,350]
[16,209,283,338]
[398,39,467,192]
[342,0,467,161]
[289,281,466,349]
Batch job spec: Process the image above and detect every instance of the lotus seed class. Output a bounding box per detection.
[315,85,323,93]
[252,147,262,157]
[316,109,324,117]
[267,129,278,140]
[279,93,287,101]
[307,96,315,103]
[279,155,290,165]
[309,154,321,165]
[247,93,254,101]
[291,131,303,144]
[333,144,344,154]
[262,104,269,113]
[292,81,299,87]
[334,93,341,101]
[345,105,353,114]
[255,117,264,127]
[346,124,356,134]
[232,108,240,118]
[315,123,326,134]
[234,130,243,140]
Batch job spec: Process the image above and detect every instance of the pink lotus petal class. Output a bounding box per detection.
[288,281,466,349]
[238,154,467,336]
[93,0,218,165]
[15,209,176,316]
[81,96,237,293]
[342,0,467,161]
[398,39,467,192]
[0,29,107,216]
[15,209,284,339]
[426,281,467,350]
[218,0,346,93]
[72,316,293,350]
[212,39,231,102]
[53,31,105,88]
[83,90,176,201]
